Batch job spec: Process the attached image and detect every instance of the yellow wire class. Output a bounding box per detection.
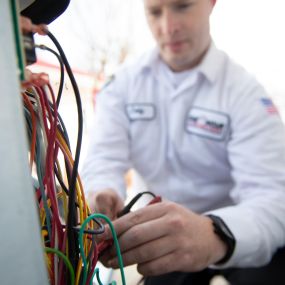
[28,84,99,284]
[56,130,94,281]
[75,256,83,285]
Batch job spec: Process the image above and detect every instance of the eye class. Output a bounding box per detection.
[148,8,162,18]
[174,3,193,12]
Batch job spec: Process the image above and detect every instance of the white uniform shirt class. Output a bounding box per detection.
[81,43,285,268]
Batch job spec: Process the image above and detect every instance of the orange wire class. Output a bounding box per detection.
[22,92,37,168]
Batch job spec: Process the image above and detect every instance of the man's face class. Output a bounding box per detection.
[144,0,216,71]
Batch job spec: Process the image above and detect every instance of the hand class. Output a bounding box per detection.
[87,189,124,220]
[22,69,49,88]
[100,201,227,276]
[20,16,47,35]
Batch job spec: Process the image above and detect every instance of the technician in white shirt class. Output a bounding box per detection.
[81,0,285,284]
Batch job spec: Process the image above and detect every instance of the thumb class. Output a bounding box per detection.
[88,189,124,220]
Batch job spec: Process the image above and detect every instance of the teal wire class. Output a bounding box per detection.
[79,213,126,285]
[92,268,117,285]
[95,268,104,285]
[90,268,117,285]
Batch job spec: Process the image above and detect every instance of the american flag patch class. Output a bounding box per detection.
[260,98,278,114]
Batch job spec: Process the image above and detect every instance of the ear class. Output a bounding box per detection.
[210,0,217,7]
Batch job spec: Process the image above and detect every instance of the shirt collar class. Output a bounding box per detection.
[197,42,225,84]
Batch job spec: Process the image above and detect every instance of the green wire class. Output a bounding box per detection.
[44,247,75,285]
[79,213,126,285]
[95,268,104,285]
[91,268,117,285]
[10,0,25,81]
[92,268,117,285]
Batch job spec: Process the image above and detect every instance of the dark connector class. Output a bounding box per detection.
[23,32,37,65]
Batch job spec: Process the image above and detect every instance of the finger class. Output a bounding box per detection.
[97,215,167,261]
[88,191,121,219]
[137,251,181,276]
[99,250,113,268]
[94,206,114,218]
[20,16,33,33]
[109,215,169,256]
[33,24,48,35]
[108,234,177,268]
[109,201,170,238]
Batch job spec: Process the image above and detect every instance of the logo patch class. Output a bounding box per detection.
[126,103,156,121]
[185,107,229,140]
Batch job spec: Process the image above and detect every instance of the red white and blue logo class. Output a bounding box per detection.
[260,98,278,114]
[185,107,229,141]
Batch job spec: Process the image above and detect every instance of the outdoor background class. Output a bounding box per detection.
[29,1,285,283]
[31,0,285,158]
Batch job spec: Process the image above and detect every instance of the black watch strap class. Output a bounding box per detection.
[207,214,236,264]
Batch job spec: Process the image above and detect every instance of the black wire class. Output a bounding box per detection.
[73,217,105,235]
[54,164,105,235]
[55,217,104,235]
[36,44,65,107]
[54,165,70,194]
[47,30,83,273]
[52,112,73,186]
[56,110,71,149]
[141,191,156,198]
[117,191,157,217]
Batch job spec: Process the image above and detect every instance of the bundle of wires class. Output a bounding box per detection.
[22,30,126,285]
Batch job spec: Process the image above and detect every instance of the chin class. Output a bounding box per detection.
[168,57,192,71]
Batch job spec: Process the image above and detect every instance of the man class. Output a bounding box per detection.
[81,0,285,284]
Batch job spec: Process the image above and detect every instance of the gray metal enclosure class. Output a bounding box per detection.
[0,1,48,284]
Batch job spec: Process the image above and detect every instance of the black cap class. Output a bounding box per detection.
[21,0,70,24]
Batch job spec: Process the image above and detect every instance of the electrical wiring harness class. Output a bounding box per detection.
[22,30,126,285]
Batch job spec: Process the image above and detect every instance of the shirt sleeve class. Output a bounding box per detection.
[208,81,285,268]
[80,73,131,200]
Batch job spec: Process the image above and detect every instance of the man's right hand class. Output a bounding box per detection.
[87,189,124,220]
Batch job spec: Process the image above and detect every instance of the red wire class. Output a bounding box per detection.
[40,86,64,247]
[86,241,99,284]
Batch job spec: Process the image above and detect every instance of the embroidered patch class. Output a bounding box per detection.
[125,103,156,121]
[260,98,278,114]
[185,107,230,141]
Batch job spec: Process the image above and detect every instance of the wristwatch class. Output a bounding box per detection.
[207,214,236,264]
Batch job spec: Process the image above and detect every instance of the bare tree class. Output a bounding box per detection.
[66,0,136,75]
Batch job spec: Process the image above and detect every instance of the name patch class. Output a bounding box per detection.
[126,103,156,121]
[185,107,229,140]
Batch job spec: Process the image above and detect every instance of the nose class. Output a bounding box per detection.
[160,10,178,37]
